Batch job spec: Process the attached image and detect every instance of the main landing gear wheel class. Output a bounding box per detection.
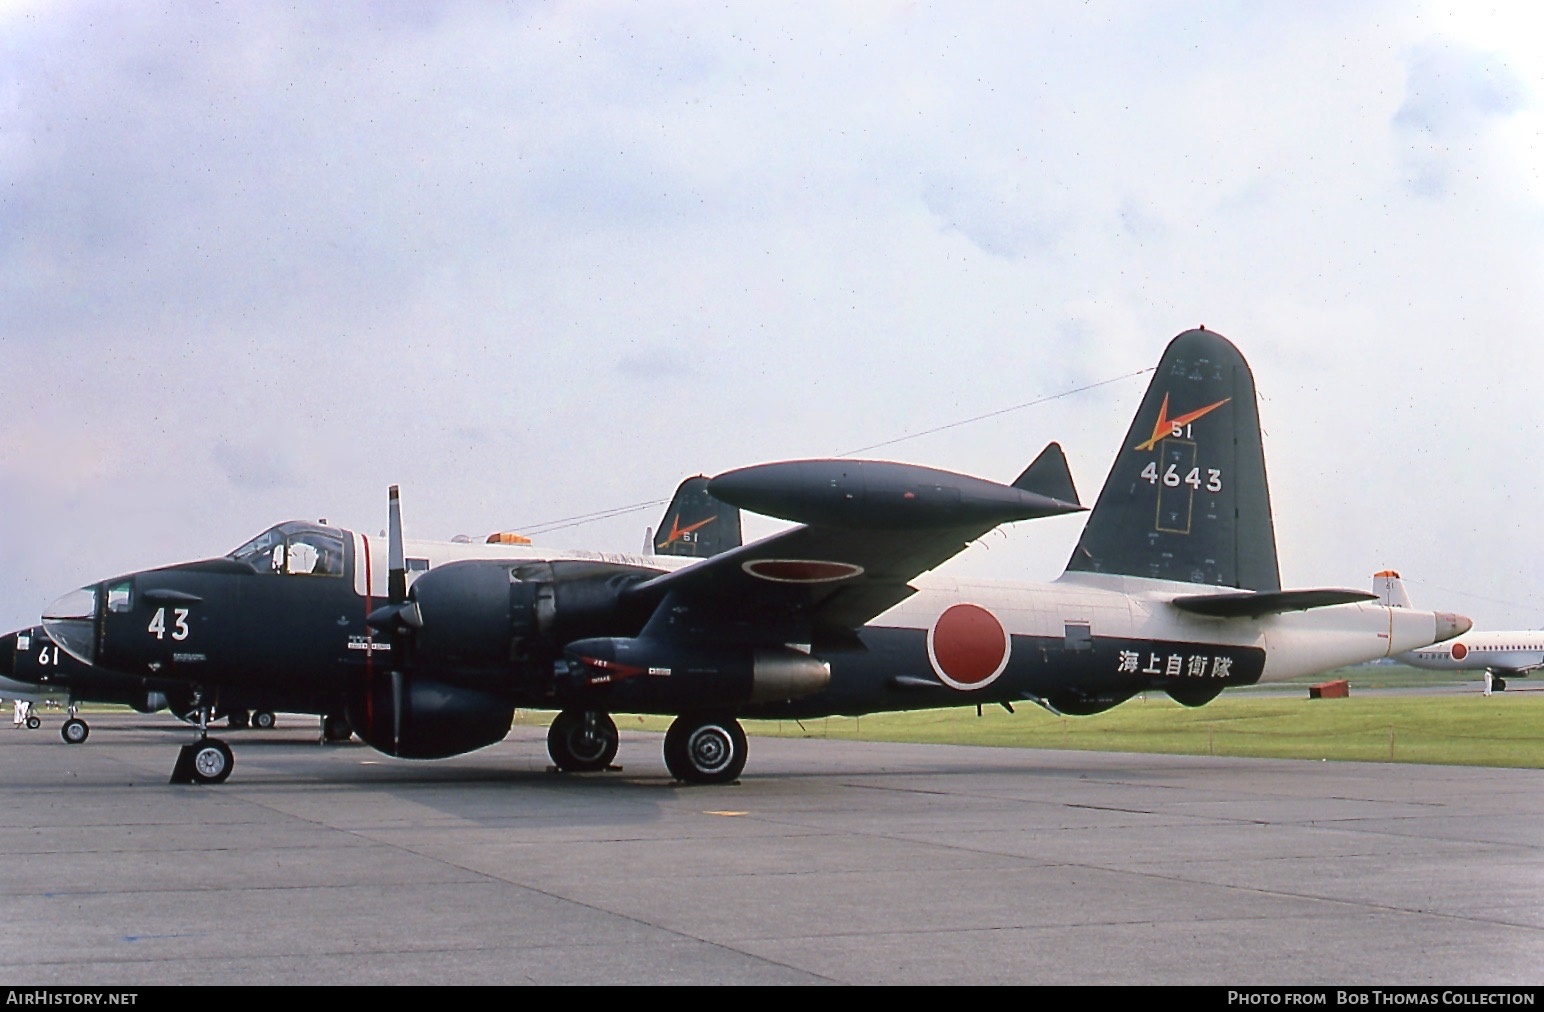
[547,709,619,772]
[25,715,41,730]
[60,717,89,745]
[663,714,747,785]
[251,710,277,730]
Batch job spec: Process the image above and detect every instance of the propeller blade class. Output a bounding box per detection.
[391,668,403,756]
[388,484,406,605]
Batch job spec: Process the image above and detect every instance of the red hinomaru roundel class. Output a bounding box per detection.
[927,603,1010,691]
[1451,642,1468,661]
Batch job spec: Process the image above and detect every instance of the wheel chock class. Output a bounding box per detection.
[169,744,200,784]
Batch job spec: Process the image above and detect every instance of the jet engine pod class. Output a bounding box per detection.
[562,637,831,711]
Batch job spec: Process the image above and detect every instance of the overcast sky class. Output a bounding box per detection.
[2,1,1540,634]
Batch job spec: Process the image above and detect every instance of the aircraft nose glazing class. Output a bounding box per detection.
[42,585,99,664]
[1435,613,1472,642]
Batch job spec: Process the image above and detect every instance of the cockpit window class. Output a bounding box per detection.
[228,526,344,578]
[106,582,132,613]
[284,530,345,577]
[229,529,283,570]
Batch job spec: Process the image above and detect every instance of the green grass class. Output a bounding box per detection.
[731,694,1544,768]
[523,666,1544,769]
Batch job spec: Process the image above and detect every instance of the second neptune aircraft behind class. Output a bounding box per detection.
[43,328,1470,784]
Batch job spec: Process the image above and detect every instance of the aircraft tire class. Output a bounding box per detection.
[61,718,89,745]
[1493,677,1507,692]
[547,709,619,772]
[322,714,353,743]
[190,739,234,784]
[252,711,277,730]
[25,715,41,730]
[663,714,746,785]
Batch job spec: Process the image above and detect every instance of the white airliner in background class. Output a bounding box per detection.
[1375,571,1544,692]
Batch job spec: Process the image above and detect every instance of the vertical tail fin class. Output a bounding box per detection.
[1065,327,1280,591]
[1374,570,1413,608]
[651,476,743,558]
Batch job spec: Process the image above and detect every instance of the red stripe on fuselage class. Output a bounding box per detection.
[362,534,374,734]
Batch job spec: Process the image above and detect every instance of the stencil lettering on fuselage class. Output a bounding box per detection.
[927,603,1010,691]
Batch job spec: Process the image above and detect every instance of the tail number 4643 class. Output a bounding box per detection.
[148,607,191,641]
[1142,463,1222,492]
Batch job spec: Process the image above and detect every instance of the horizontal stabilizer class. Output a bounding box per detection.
[1011,442,1081,510]
[1171,588,1376,619]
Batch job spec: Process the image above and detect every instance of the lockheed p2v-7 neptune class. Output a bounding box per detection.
[41,328,1470,785]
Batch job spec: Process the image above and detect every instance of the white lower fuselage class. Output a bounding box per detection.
[880,571,1458,686]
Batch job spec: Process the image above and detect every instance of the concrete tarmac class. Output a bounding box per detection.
[1,711,1540,986]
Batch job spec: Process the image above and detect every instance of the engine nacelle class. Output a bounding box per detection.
[345,676,514,759]
[398,560,659,681]
[561,637,831,712]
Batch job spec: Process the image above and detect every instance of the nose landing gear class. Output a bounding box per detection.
[170,697,234,784]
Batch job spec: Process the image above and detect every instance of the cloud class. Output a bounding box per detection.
[210,441,302,492]
[1394,38,1529,196]
[0,3,1542,634]
[921,162,1072,260]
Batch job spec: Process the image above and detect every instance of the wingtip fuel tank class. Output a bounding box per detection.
[706,459,1084,530]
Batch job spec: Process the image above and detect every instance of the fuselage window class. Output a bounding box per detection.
[1064,622,1093,652]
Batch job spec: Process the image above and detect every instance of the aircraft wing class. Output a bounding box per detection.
[626,454,1084,645]
[630,522,980,639]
